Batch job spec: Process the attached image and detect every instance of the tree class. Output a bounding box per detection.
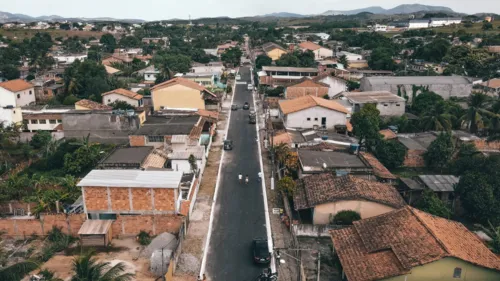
[416,189,452,218]
[424,132,454,171]
[63,95,80,105]
[411,91,443,116]
[99,33,116,53]
[332,210,361,225]
[0,64,20,80]
[276,53,300,67]
[461,93,490,134]
[368,47,396,71]
[71,251,134,281]
[338,55,349,68]
[221,47,243,66]
[413,38,451,63]
[420,101,453,131]
[374,140,406,169]
[109,100,134,110]
[30,131,52,149]
[346,80,360,91]
[63,145,101,176]
[482,21,494,31]
[351,104,382,149]
[188,154,198,173]
[59,23,71,30]
[255,55,272,70]
[277,176,296,195]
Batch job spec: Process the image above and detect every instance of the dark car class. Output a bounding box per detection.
[223,140,233,150]
[249,115,256,124]
[243,102,250,110]
[252,238,271,264]
[231,104,238,111]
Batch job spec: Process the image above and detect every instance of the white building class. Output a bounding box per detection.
[169,146,205,174]
[409,19,430,29]
[279,95,348,130]
[53,53,87,64]
[430,18,462,27]
[333,91,406,117]
[0,107,22,126]
[0,79,36,107]
[21,106,71,132]
[299,41,334,61]
[145,69,160,82]
[373,24,388,32]
[314,33,330,41]
[101,88,144,107]
[336,51,363,61]
[313,75,348,99]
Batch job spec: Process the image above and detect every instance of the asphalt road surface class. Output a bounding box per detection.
[205,66,268,280]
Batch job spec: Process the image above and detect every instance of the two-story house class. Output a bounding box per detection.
[102,88,144,108]
[0,79,35,126]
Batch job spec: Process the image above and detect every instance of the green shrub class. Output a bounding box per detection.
[137,230,152,246]
[332,210,361,225]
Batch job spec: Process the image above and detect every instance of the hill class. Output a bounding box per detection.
[321,4,454,16]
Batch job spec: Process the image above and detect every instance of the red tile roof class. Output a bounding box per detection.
[279,95,348,115]
[293,174,406,210]
[299,41,322,51]
[380,129,397,140]
[330,207,500,281]
[102,88,143,100]
[75,99,112,110]
[359,152,396,180]
[151,77,216,97]
[0,79,34,92]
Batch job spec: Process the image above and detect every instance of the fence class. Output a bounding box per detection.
[0,213,86,238]
[293,224,341,238]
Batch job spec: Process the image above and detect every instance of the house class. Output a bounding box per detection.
[32,79,64,103]
[190,62,224,77]
[216,41,238,55]
[169,146,205,174]
[399,175,459,207]
[409,19,430,29]
[373,24,388,32]
[0,79,36,107]
[335,91,406,117]
[336,51,362,61]
[279,95,348,130]
[360,76,475,101]
[480,78,500,94]
[312,74,347,98]
[397,132,437,167]
[379,129,397,140]
[298,41,333,60]
[151,77,219,111]
[102,88,144,107]
[203,49,218,57]
[78,170,185,218]
[97,146,168,170]
[21,105,71,132]
[75,99,113,111]
[52,53,87,65]
[141,37,169,47]
[430,17,462,27]
[262,42,287,61]
[259,66,319,87]
[0,106,22,126]
[284,78,330,99]
[297,149,373,178]
[330,206,500,281]
[181,73,215,87]
[104,65,121,76]
[78,220,113,247]
[294,174,405,224]
[358,152,397,183]
[486,46,500,54]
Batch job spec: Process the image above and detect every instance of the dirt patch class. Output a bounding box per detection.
[198,149,222,198]
[176,253,200,274]
[0,29,106,40]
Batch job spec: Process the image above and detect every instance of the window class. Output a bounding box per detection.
[383,104,388,107]
[39,119,47,124]
[314,118,318,121]
[30,120,37,124]
[307,118,311,121]
[108,99,111,103]
[147,135,164,143]
[57,119,62,123]
[49,120,56,124]
[23,120,29,124]
[29,90,32,95]
[17,94,20,99]
[453,268,462,278]
[396,104,401,106]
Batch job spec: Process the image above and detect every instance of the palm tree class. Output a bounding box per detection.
[461,93,491,133]
[71,251,134,281]
[420,102,453,131]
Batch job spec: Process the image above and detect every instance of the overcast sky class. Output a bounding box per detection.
[3,0,499,21]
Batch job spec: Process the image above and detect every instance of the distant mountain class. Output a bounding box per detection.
[0,10,145,23]
[258,12,308,18]
[321,4,454,16]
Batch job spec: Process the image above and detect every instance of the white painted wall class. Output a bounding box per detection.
[54,54,87,63]
[26,119,62,132]
[284,106,347,130]
[103,93,141,107]
[317,76,347,98]
[313,200,396,225]
[0,87,35,107]
[313,48,334,60]
[171,159,203,174]
[144,72,158,82]
[0,88,16,107]
[0,107,22,126]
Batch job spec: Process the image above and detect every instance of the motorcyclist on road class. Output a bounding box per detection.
[245,175,249,184]
[238,173,243,183]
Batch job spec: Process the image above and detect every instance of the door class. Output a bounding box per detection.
[321,117,326,128]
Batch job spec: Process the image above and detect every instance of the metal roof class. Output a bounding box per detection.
[78,170,183,188]
[170,147,205,160]
[262,66,319,73]
[364,76,472,86]
[342,91,405,103]
[419,175,459,192]
[78,220,112,235]
[101,147,152,164]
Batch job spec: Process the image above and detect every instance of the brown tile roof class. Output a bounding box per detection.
[102,88,143,100]
[197,109,219,121]
[293,174,406,210]
[482,78,500,89]
[104,65,121,75]
[380,129,397,140]
[299,41,322,51]
[188,117,206,140]
[141,149,167,169]
[75,99,112,110]
[359,152,396,180]
[0,79,34,92]
[23,113,62,120]
[286,77,330,88]
[279,95,348,115]
[151,77,216,97]
[273,131,292,146]
[262,42,286,53]
[330,207,500,281]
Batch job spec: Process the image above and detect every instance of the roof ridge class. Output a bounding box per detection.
[408,207,452,255]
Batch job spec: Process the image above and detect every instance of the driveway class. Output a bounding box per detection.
[205,67,268,280]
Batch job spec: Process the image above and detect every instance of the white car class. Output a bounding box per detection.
[236,74,241,80]
[247,84,254,90]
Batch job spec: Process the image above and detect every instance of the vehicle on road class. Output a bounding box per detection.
[252,238,271,264]
[249,110,256,117]
[247,84,254,90]
[236,74,241,80]
[243,102,250,110]
[249,115,256,124]
[223,140,233,150]
[231,104,238,111]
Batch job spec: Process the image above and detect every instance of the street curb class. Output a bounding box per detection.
[199,70,237,276]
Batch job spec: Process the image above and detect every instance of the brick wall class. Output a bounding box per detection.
[473,140,500,151]
[0,201,37,214]
[111,214,183,238]
[0,214,86,238]
[84,187,109,211]
[286,86,329,99]
[110,187,130,211]
[132,188,152,211]
[403,150,426,167]
[179,201,190,216]
[154,189,175,211]
[129,135,146,146]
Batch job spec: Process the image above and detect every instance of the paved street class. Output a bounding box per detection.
[205,67,268,280]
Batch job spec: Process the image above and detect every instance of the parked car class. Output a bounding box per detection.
[243,102,250,110]
[252,238,271,264]
[231,104,238,111]
[224,140,233,150]
[236,74,241,80]
[249,115,256,124]
[249,110,256,117]
[247,84,254,91]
